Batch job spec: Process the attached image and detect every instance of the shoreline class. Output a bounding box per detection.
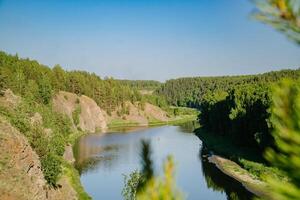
[195,128,273,199]
[207,154,271,198]
[71,117,197,199]
[107,115,197,129]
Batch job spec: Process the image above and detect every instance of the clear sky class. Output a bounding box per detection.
[0,0,299,81]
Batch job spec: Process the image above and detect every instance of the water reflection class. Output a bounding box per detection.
[74,122,255,200]
[200,146,254,200]
[74,134,121,174]
[177,120,200,133]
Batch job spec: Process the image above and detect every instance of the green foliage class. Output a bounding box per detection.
[199,84,272,149]
[142,94,169,109]
[264,79,300,199]
[193,71,300,151]
[63,162,92,200]
[122,139,184,200]
[253,0,300,44]
[49,134,65,156]
[122,170,144,200]
[0,91,75,187]
[195,128,286,190]
[156,70,300,108]
[29,125,49,157]
[118,80,162,91]
[122,157,184,200]
[0,71,6,95]
[137,156,184,200]
[52,112,72,137]
[0,51,148,113]
[38,76,53,104]
[24,79,39,103]
[173,108,179,116]
[72,106,81,126]
[41,153,62,187]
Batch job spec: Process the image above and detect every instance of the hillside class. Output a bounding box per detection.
[0,87,193,198]
[0,90,86,200]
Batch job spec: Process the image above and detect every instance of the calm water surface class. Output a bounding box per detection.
[74,122,254,200]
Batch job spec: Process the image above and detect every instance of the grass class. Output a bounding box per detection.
[63,161,91,200]
[167,115,198,125]
[195,127,286,185]
[108,119,140,128]
[108,113,198,128]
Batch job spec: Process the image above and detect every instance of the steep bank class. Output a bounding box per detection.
[108,101,170,127]
[53,91,107,133]
[0,116,46,200]
[0,117,80,200]
[195,128,283,199]
[208,155,270,198]
[0,89,195,200]
[53,91,196,130]
[0,90,90,200]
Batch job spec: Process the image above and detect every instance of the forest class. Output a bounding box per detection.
[117,80,162,91]
[0,0,300,199]
[155,69,300,151]
[0,51,148,113]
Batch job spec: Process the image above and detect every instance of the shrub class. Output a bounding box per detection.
[72,106,81,126]
[41,153,62,187]
[29,125,49,157]
[49,133,65,156]
[122,170,144,200]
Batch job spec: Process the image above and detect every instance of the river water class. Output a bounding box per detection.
[74,121,254,200]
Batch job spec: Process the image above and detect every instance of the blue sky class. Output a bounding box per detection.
[0,0,299,81]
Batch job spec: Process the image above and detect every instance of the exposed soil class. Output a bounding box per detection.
[53,91,107,133]
[208,155,271,199]
[109,101,169,126]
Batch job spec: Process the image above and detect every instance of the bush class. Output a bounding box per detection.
[54,112,72,137]
[49,134,65,156]
[72,106,81,126]
[122,170,144,200]
[29,125,49,157]
[41,153,62,187]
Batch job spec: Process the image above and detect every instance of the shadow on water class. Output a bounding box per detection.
[73,135,121,175]
[200,146,254,200]
[74,121,256,199]
[177,120,200,133]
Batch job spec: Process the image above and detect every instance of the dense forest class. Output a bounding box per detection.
[156,70,300,151]
[156,70,300,108]
[0,0,299,199]
[117,80,162,91]
[0,51,145,113]
[0,51,171,191]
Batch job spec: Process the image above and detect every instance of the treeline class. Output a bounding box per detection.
[156,70,300,150]
[0,51,143,113]
[117,79,162,91]
[199,83,272,150]
[156,70,300,108]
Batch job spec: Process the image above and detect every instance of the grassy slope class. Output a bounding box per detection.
[108,106,198,128]
[0,92,91,200]
[107,114,197,128]
[195,127,287,198]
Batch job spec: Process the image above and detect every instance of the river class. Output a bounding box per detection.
[74,121,254,200]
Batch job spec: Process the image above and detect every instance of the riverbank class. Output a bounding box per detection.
[208,155,269,198]
[195,127,286,199]
[107,114,198,128]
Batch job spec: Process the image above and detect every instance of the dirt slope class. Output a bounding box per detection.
[0,117,47,200]
[109,101,169,126]
[0,117,79,200]
[53,91,107,133]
